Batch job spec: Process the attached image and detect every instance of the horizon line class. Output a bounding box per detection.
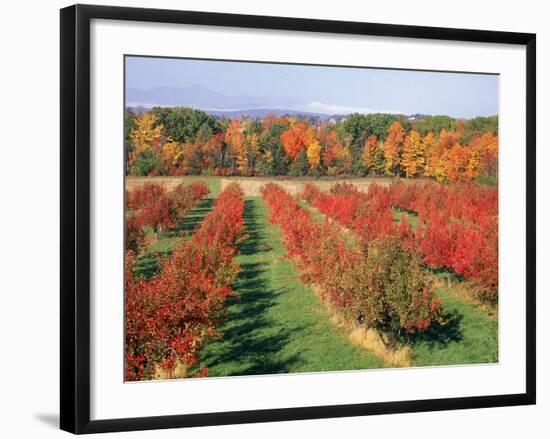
[124,102,497,120]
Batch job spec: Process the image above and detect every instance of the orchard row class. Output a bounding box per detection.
[125,183,245,380]
[262,183,442,346]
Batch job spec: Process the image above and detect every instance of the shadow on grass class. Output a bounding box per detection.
[239,199,271,256]
[199,198,303,376]
[405,307,464,349]
[429,266,465,282]
[392,206,418,216]
[174,197,215,234]
[133,254,163,280]
[212,264,302,376]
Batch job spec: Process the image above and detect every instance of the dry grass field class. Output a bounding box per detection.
[125,176,191,191]
[219,178,394,196]
[125,175,400,196]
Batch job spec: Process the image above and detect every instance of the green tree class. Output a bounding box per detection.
[366,113,398,140]
[341,114,364,168]
[256,150,275,176]
[460,115,499,144]
[131,149,166,176]
[343,113,370,147]
[273,144,290,175]
[195,123,214,144]
[151,107,220,143]
[124,109,137,174]
[464,115,499,134]
[260,121,289,175]
[289,148,309,176]
[343,113,398,144]
[414,115,456,137]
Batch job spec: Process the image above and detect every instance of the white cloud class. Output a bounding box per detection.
[305,101,403,115]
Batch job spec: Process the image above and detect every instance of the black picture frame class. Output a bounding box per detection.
[60,4,536,434]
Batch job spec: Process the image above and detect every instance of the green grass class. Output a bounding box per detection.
[409,287,498,366]
[147,197,215,253]
[133,196,216,279]
[197,197,384,376]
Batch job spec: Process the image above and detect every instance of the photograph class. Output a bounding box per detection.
[0,0,542,436]
[123,55,499,382]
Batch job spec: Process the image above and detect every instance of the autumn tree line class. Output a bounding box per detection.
[125,107,498,183]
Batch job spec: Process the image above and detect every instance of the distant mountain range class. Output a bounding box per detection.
[126,85,431,120]
[127,85,366,120]
[128,105,343,120]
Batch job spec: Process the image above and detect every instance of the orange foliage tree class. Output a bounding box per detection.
[280,122,317,161]
[469,132,498,177]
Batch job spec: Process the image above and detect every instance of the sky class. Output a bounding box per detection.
[125,56,498,118]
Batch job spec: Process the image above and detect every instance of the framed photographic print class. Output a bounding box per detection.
[60,4,536,434]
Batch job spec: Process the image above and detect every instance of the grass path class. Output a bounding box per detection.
[133,195,217,279]
[147,197,215,254]
[197,196,384,376]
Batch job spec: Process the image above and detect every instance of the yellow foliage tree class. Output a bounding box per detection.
[247,132,261,171]
[129,113,164,166]
[401,130,423,178]
[425,129,457,181]
[225,120,248,175]
[465,148,481,181]
[161,140,182,174]
[306,139,322,169]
